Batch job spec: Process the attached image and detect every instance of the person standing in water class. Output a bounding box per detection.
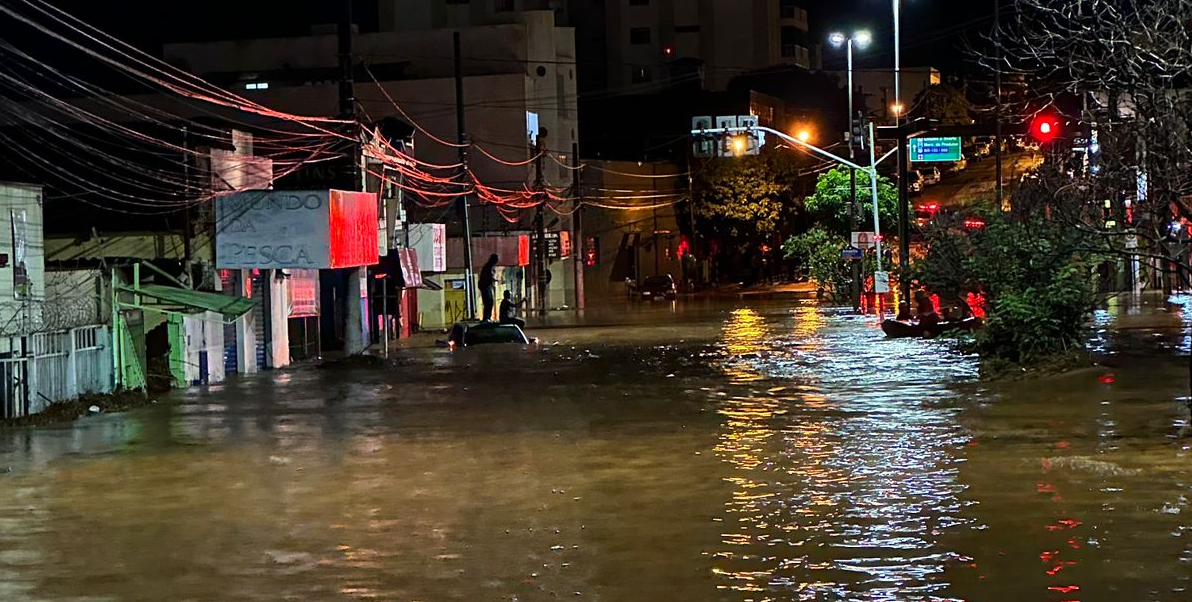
[478,254,499,321]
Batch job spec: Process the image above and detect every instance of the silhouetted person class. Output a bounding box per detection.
[499,290,526,328]
[914,289,940,337]
[479,254,499,321]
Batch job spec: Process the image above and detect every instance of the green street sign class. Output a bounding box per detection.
[909,137,963,162]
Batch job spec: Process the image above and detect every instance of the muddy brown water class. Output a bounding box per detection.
[1,299,1190,601]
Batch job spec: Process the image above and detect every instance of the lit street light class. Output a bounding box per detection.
[795,126,813,144]
[731,136,747,155]
[829,29,871,310]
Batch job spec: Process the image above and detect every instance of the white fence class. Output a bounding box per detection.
[1,325,112,419]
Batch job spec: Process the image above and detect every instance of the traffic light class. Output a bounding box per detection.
[1030,115,1062,143]
[850,111,868,150]
[585,236,599,266]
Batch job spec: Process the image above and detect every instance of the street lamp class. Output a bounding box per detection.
[830,30,870,310]
[731,136,747,155]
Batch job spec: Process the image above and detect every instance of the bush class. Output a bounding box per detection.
[783,226,846,296]
[917,210,1099,366]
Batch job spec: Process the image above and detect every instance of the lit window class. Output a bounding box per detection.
[245,82,270,90]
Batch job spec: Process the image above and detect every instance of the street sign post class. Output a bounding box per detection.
[841,245,863,260]
[909,137,963,162]
[874,271,891,294]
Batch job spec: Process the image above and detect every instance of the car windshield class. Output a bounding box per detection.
[643,276,672,288]
[464,324,527,346]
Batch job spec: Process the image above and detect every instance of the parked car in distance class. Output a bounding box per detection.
[639,274,678,301]
[921,166,942,186]
[908,170,926,193]
[443,321,531,348]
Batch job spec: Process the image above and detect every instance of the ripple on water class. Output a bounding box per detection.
[712,305,977,600]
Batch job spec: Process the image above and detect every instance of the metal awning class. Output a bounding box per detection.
[123,284,256,322]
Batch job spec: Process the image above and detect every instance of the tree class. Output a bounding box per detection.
[916,175,1102,368]
[985,0,1192,417]
[692,151,801,241]
[803,167,899,236]
[783,226,846,296]
[909,83,973,125]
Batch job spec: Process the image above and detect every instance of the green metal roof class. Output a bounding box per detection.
[134,284,256,321]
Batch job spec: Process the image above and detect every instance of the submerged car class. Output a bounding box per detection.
[444,321,531,348]
[639,274,678,301]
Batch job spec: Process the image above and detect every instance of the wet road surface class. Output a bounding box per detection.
[1,299,1191,601]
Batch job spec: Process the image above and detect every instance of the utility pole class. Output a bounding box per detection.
[181,125,193,289]
[897,127,911,318]
[848,39,860,311]
[993,0,1004,208]
[454,31,477,319]
[571,141,585,310]
[339,0,366,355]
[533,141,548,315]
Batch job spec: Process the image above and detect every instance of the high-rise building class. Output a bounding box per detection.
[376,0,813,92]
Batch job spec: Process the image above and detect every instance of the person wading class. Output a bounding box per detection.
[479,253,499,321]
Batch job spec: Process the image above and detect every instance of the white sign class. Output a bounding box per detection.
[874,271,891,294]
[851,231,877,249]
[407,223,447,272]
[216,191,331,269]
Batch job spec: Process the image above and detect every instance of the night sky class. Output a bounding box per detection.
[40,0,994,74]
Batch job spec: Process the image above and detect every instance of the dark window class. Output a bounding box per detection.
[446,0,469,4]
[631,67,653,83]
[629,0,649,5]
[495,0,514,10]
[781,26,803,58]
[630,27,651,45]
[674,24,700,33]
[779,0,798,19]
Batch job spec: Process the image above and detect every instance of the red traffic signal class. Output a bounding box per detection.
[1030,115,1062,143]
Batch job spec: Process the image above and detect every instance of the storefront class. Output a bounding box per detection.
[214,189,380,363]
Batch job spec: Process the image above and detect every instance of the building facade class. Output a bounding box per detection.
[164,10,583,318]
[377,0,812,92]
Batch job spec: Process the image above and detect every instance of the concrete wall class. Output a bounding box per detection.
[0,182,45,336]
[183,311,226,386]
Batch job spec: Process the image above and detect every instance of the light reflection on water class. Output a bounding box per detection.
[713,302,976,601]
[0,301,1190,601]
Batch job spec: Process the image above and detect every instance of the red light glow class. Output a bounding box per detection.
[328,190,380,269]
[1031,115,1062,143]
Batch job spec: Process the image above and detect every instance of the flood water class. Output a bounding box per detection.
[2,299,1191,602]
